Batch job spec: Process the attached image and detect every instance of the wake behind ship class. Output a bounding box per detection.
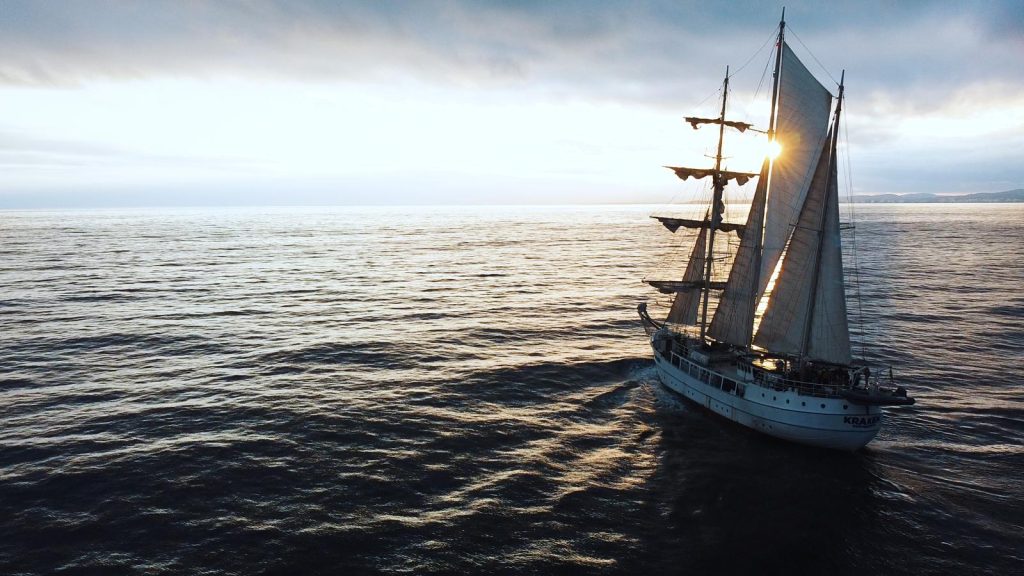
[639,13,914,450]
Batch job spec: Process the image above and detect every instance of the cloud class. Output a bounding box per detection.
[0,0,1020,205]
[2,1,1019,101]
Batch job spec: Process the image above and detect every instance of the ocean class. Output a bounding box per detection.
[1,203,1022,575]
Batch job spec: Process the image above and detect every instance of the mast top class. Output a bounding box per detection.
[836,70,845,114]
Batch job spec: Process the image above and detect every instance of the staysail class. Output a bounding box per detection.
[706,158,769,345]
[665,223,709,325]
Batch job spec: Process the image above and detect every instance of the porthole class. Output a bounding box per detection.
[801,402,805,406]
[820,404,826,409]
[843,405,848,410]
[773,396,776,401]
[786,400,790,404]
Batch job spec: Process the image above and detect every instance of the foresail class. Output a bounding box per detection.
[707,158,769,346]
[758,43,833,299]
[666,226,709,325]
[753,128,851,364]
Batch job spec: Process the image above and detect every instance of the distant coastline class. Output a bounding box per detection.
[849,189,1024,203]
[683,189,1024,206]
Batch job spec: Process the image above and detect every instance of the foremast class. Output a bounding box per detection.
[698,67,730,341]
[657,67,759,342]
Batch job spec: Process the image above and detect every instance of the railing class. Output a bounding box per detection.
[642,304,893,399]
[666,350,747,399]
[665,344,849,400]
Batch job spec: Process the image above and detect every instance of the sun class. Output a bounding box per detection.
[766,140,783,160]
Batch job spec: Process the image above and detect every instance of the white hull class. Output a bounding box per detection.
[652,344,882,450]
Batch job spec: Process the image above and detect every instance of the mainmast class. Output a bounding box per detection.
[735,10,785,347]
[754,8,786,288]
[769,9,785,142]
[702,11,787,348]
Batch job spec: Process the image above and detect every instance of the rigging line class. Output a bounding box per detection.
[841,96,866,361]
[646,214,691,283]
[786,26,839,87]
[650,178,716,279]
[693,24,774,111]
[729,26,779,80]
[693,85,724,110]
[751,44,774,105]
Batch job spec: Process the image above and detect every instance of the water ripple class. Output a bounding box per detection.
[0,204,1021,575]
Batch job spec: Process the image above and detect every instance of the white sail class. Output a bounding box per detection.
[758,43,833,299]
[666,225,709,325]
[754,128,851,365]
[707,158,769,345]
[753,134,831,356]
[806,156,851,363]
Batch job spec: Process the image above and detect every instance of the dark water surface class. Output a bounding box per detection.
[1,204,1022,575]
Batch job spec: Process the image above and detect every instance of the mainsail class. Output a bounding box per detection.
[757,43,833,299]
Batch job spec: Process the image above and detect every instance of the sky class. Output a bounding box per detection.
[0,0,1021,207]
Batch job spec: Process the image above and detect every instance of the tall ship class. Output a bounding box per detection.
[638,13,914,450]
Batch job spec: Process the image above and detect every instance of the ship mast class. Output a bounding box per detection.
[798,70,844,362]
[698,68,730,341]
[768,9,785,146]
[747,10,786,343]
[700,9,787,349]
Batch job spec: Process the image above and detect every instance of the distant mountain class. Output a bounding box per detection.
[851,189,1024,203]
